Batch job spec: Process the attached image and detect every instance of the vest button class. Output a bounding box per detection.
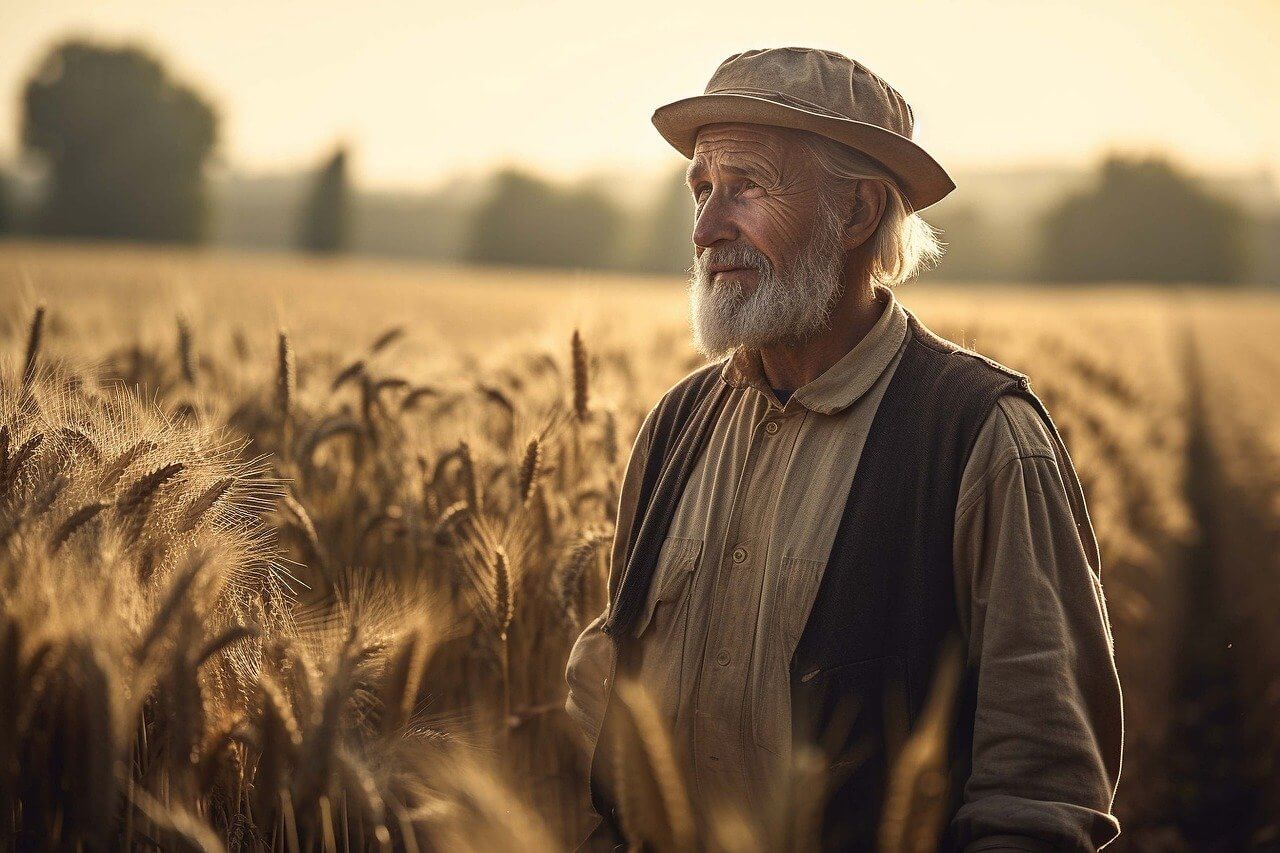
[716,648,731,666]
[732,546,748,564]
[764,420,779,435]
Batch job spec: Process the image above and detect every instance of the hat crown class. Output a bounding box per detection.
[704,47,915,140]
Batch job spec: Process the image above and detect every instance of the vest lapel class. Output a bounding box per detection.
[604,367,730,638]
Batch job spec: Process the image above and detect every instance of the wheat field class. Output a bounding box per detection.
[1,241,1277,851]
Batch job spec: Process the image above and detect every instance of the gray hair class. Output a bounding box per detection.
[795,129,946,287]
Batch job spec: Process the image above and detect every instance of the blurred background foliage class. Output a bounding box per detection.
[1,38,1277,286]
[19,40,216,243]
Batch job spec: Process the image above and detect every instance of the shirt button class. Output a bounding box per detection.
[716,649,731,666]
[764,421,779,435]
[731,546,748,564]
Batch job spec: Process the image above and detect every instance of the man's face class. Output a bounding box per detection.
[685,122,849,360]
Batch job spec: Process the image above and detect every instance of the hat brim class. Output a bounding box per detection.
[651,92,955,212]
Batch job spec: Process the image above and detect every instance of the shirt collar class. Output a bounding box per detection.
[719,283,909,415]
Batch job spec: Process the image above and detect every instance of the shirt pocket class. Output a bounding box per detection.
[752,554,826,756]
[631,536,703,639]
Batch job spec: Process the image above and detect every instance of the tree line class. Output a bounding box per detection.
[2,38,1276,285]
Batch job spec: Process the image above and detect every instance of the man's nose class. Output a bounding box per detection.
[692,192,739,250]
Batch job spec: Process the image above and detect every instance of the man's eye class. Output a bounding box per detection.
[694,185,711,202]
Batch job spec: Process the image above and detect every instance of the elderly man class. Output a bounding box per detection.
[565,47,1122,851]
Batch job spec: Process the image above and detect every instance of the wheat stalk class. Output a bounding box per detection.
[336,746,390,846]
[277,330,296,453]
[478,383,516,418]
[116,462,185,543]
[279,490,329,574]
[0,432,45,498]
[401,386,441,414]
[369,326,405,354]
[21,304,45,389]
[492,546,513,641]
[194,621,259,668]
[611,679,696,852]
[457,440,482,513]
[516,437,541,505]
[432,500,472,548]
[602,409,619,465]
[58,426,100,464]
[98,440,157,491]
[29,473,68,516]
[528,482,556,546]
[379,630,430,738]
[179,477,235,532]
[177,314,196,384]
[878,637,965,853]
[571,329,589,421]
[134,550,207,665]
[493,545,514,734]
[256,670,301,824]
[48,501,108,554]
[553,526,613,625]
[331,359,365,392]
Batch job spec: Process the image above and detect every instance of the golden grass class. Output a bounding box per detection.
[2,241,1278,849]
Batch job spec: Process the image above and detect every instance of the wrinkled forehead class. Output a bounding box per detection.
[687,122,810,182]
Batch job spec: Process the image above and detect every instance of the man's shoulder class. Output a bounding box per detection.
[902,311,1066,470]
[958,395,1061,506]
[906,311,1031,391]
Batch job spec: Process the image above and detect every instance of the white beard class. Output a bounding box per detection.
[686,203,847,361]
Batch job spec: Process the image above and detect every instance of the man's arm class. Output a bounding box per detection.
[564,402,659,753]
[950,393,1124,852]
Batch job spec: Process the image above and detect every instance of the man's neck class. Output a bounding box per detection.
[758,282,886,392]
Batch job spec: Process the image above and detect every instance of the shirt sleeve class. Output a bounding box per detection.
[564,401,659,753]
[950,394,1124,852]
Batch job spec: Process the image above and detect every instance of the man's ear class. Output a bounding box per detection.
[842,179,887,251]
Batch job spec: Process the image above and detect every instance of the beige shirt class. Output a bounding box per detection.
[566,285,1123,850]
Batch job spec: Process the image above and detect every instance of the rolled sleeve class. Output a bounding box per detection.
[952,395,1124,851]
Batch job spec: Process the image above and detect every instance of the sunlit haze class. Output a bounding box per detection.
[2,0,1278,190]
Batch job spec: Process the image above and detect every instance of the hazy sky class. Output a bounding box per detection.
[2,0,1277,190]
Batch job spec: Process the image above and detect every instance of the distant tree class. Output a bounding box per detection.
[635,164,695,274]
[470,168,621,269]
[1244,208,1280,286]
[297,145,352,254]
[21,39,217,243]
[1037,153,1246,284]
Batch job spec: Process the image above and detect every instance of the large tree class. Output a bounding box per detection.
[298,145,352,254]
[22,39,218,243]
[1038,154,1246,284]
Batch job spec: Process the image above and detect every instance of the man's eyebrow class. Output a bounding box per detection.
[685,161,755,186]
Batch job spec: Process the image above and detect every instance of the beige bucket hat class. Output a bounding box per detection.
[652,47,955,211]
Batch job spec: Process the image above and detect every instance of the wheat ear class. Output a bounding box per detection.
[21,304,45,389]
[517,437,541,505]
[571,328,589,421]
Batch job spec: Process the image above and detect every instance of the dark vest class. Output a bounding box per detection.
[587,310,1061,851]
